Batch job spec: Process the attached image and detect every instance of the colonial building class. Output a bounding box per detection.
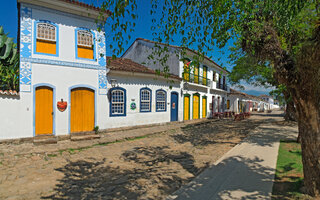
[122,38,230,121]
[105,57,182,128]
[0,0,108,140]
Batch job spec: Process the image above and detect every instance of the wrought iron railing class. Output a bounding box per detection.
[182,72,209,86]
[216,83,228,91]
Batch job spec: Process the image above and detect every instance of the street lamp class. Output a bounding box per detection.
[110,79,117,88]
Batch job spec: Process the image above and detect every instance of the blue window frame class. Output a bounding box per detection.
[110,87,126,117]
[33,20,59,57]
[140,87,152,112]
[75,27,96,61]
[156,89,167,112]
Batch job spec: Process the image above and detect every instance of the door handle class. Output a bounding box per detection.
[51,112,54,115]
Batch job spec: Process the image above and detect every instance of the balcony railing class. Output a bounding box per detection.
[182,72,209,86]
[216,83,228,91]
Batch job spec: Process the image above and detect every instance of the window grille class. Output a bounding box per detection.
[111,90,124,114]
[140,89,151,112]
[156,91,166,111]
[37,23,56,41]
[77,30,93,47]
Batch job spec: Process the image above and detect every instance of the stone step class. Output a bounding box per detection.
[70,131,96,137]
[70,134,101,141]
[33,136,58,145]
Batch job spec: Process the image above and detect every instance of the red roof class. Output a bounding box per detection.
[107,57,182,80]
[0,90,19,96]
[59,0,111,15]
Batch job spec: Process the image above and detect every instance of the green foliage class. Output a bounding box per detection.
[0,26,19,91]
[94,126,100,134]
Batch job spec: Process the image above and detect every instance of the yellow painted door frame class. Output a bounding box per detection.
[35,86,54,135]
[193,93,200,119]
[184,94,190,120]
[202,96,207,118]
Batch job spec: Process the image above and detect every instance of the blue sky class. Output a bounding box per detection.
[0,0,272,95]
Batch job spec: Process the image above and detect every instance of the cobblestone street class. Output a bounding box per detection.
[0,112,292,200]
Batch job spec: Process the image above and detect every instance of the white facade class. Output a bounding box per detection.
[0,1,107,140]
[105,71,183,128]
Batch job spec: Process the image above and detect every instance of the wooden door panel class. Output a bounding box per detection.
[71,88,94,133]
[35,86,53,135]
[193,95,199,119]
[184,96,190,120]
[202,97,207,118]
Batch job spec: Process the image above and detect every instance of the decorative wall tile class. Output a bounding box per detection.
[98,69,107,95]
[20,5,32,92]
[97,31,106,67]
[20,62,32,92]
[20,6,32,58]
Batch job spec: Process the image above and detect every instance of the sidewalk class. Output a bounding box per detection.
[168,112,298,200]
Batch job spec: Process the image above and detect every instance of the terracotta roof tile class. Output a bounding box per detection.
[0,90,19,96]
[107,57,182,80]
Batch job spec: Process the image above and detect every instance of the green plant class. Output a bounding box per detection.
[0,26,19,91]
[94,126,99,134]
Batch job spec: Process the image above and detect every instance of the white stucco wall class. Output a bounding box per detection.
[0,94,32,139]
[104,72,183,128]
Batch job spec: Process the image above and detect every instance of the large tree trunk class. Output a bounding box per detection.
[241,21,320,197]
[294,98,320,197]
[283,89,296,121]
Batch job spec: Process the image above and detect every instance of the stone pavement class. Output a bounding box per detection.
[168,111,298,200]
[0,118,207,158]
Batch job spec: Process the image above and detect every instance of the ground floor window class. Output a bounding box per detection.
[140,88,152,112]
[110,87,126,116]
[156,90,166,112]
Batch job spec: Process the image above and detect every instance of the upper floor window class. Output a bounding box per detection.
[76,29,94,60]
[140,88,152,112]
[110,87,126,117]
[203,65,208,86]
[183,58,191,81]
[156,90,167,112]
[35,22,58,55]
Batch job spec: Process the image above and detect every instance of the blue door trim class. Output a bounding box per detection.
[170,92,179,122]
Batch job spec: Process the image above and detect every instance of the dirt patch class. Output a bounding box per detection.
[0,116,268,199]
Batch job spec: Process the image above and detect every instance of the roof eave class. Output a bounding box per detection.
[17,0,110,20]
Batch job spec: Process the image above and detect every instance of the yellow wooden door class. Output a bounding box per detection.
[35,86,53,135]
[184,95,190,120]
[202,97,207,118]
[71,88,95,133]
[193,95,199,119]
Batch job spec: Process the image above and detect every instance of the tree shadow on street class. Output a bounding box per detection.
[41,159,143,200]
[171,119,263,147]
[42,146,206,200]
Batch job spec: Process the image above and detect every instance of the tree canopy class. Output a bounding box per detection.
[100,0,320,196]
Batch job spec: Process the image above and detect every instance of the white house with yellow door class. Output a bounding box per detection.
[0,0,108,140]
[122,38,230,121]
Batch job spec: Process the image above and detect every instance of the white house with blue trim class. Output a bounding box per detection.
[0,0,108,140]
